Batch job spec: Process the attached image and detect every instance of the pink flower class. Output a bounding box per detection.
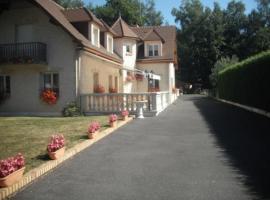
[0,153,25,178]
[88,122,101,133]
[109,114,117,123]
[121,110,129,117]
[47,134,65,153]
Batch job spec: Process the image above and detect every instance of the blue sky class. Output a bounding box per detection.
[84,0,258,25]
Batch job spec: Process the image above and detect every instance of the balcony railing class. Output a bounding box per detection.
[0,42,47,64]
[80,91,176,117]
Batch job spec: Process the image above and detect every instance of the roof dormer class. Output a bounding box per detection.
[111,17,139,39]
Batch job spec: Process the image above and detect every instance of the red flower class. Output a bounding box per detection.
[41,89,57,104]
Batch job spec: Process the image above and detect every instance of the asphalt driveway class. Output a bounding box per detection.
[12,95,270,200]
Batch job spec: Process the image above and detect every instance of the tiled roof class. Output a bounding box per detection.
[143,28,165,43]
[100,19,118,36]
[62,8,105,30]
[33,0,121,63]
[111,17,138,39]
[131,26,177,63]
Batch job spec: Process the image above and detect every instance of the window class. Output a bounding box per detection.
[114,76,118,92]
[148,44,159,57]
[93,72,99,88]
[91,24,100,47]
[154,45,159,56]
[107,35,113,53]
[125,44,132,55]
[42,73,59,95]
[0,75,11,98]
[108,75,113,90]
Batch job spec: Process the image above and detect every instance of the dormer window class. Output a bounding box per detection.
[148,44,159,57]
[107,34,113,53]
[91,24,100,47]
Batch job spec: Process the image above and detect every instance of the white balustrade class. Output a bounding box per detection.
[80,91,175,116]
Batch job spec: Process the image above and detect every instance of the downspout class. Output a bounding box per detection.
[75,49,82,113]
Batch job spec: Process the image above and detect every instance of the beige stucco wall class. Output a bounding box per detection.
[0,1,77,114]
[136,62,175,92]
[79,51,122,94]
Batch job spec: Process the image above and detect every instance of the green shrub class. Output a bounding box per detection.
[62,101,81,117]
[217,50,270,112]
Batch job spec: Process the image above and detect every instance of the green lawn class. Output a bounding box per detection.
[0,116,108,172]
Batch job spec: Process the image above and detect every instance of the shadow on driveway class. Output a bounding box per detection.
[191,95,270,200]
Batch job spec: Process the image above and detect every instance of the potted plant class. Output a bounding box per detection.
[135,74,144,81]
[0,153,25,187]
[47,135,65,160]
[109,114,117,127]
[41,89,57,105]
[109,87,117,93]
[121,110,129,121]
[149,87,160,92]
[94,85,105,93]
[87,122,101,139]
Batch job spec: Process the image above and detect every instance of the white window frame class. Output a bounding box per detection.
[125,44,132,55]
[91,23,100,47]
[42,72,59,95]
[147,44,160,57]
[107,34,113,53]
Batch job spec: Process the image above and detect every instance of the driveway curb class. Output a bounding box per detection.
[212,97,270,118]
[0,117,133,200]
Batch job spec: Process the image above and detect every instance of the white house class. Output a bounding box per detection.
[0,0,178,116]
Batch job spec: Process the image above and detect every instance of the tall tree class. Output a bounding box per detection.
[92,0,164,26]
[223,1,247,59]
[172,0,224,87]
[144,0,164,26]
[54,0,84,8]
[93,0,145,26]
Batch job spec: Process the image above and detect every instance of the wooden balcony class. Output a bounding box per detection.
[0,42,47,65]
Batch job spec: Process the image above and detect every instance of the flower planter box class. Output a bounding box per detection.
[88,130,99,139]
[122,115,128,121]
[109,121,117,128]
[0,167,25,187]
[48,147,65,160]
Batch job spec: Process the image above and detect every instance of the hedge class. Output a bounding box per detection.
[217,50,270,112]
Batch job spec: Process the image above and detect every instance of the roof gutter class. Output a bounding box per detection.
[78,46,122,66]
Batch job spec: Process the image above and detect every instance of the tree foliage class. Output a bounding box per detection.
[54,0,164,26]
[54,0,84,8]
[172,0,270,88]
[209,55,238,87]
